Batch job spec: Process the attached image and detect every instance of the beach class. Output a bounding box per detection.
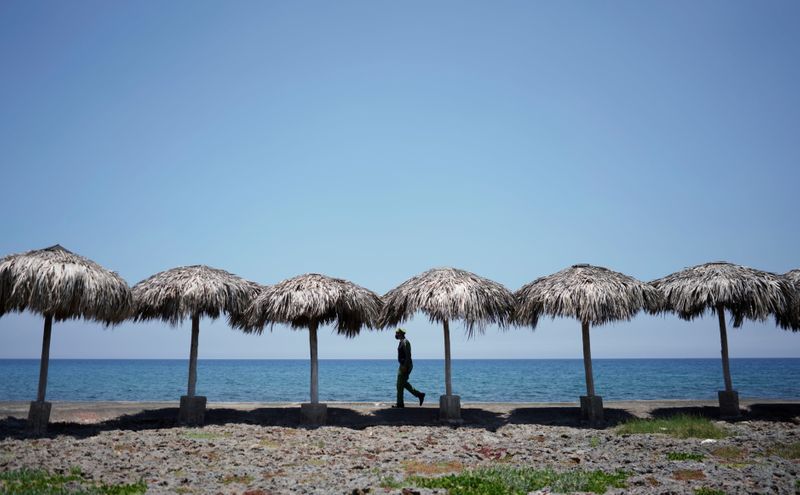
[1,400,798,494]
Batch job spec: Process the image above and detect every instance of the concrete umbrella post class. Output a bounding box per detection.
[179,313,207,425]
[28,315,54,434]
[716,304,740,417]
[439,319,461,422]
[579,320,604,423]
[301,320,327,424]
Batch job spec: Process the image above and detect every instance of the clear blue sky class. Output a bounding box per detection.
[1,1,798,360]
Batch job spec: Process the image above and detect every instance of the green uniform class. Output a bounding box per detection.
[397,338,423,407]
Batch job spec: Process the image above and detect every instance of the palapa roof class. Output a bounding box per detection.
[380,267,515,335]
[650,261,797,328]
[0,244,132,324]
[514,264,661,327]
[132,265,260,326]
[779,269,800,331]
[233,273,383,337]
[785,269,800,288]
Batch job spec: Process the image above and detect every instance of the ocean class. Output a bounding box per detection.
[0,358,798,403]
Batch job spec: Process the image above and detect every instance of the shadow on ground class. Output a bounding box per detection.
[649,403,800,423]
[0,404,621,440]
[2,402,796,440]
[507,407,635,428]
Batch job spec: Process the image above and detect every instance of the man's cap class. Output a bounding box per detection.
[395,328,406,335]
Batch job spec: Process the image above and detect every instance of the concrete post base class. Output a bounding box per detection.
[178,395,207,426]
[301,403,327,425]
[28,401,52,435]
[718,390,740,418]
[439,394,462,423]
[580,395,604,423]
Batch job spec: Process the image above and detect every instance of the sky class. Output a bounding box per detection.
[1,1,798,361]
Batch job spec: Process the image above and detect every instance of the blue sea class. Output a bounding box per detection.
[0,359,798,403]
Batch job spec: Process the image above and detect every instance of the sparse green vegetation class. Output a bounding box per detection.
[220,474,253,485]
[259,438,279,448]
[767,442,800,459]
[409,466,628,495]
[589,436,601,448]
[0,468,146,495]
[695,488,725,495]
[667,452,705,461]
[181,430,230,440]
[378,475,402,489]
[616,414,727,439]
[711,446,746,462]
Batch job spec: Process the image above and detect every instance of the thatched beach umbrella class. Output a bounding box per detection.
[651,262,797,417]
[380,267,515,421]
[0,245,132,433]
[781,270,800,331]
[234,273,382,424]
[514,264,660,423]
[131,265,259,425]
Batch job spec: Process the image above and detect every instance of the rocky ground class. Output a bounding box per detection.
[0,401,798,494]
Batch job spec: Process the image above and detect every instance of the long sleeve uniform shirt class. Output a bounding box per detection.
[397,339,412,367]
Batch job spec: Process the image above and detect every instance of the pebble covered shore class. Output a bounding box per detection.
[1,402,798,494]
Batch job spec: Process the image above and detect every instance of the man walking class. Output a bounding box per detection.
[394,328,425,408]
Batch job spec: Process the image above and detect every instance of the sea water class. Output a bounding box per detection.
[0,359,797,402]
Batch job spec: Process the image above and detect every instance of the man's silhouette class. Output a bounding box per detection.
[394,328,425,408]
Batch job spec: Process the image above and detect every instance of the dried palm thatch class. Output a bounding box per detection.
[514,264,662,328]
[0,244,132,408]
[131,265,260,399]
[234,273,383,336]
[514,264,658,404]
[650,262,795,328]
[380,267,515,400]
[650,262,798,404]
[234,273,382,405]
[0,244,132,324]
[380,267,515,335]
[780,270,800,331]
[132,265,260,326]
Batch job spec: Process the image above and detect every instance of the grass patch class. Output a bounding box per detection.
[378,475,403,489]
[672,469,706,481]
[767,442,800,459]
[410,466,628,495]
[695,488,725,495]
[0,468,146,494]
[259,438,279,448]
[711,446,746,462]
[403,460,464,476]
[181,431,230,440]
[220,474,253,485]
[589,436,601,448]
[616,414,727,439]
[667,452,705,461]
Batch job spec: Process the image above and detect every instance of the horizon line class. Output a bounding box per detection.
[1,357,798,361]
